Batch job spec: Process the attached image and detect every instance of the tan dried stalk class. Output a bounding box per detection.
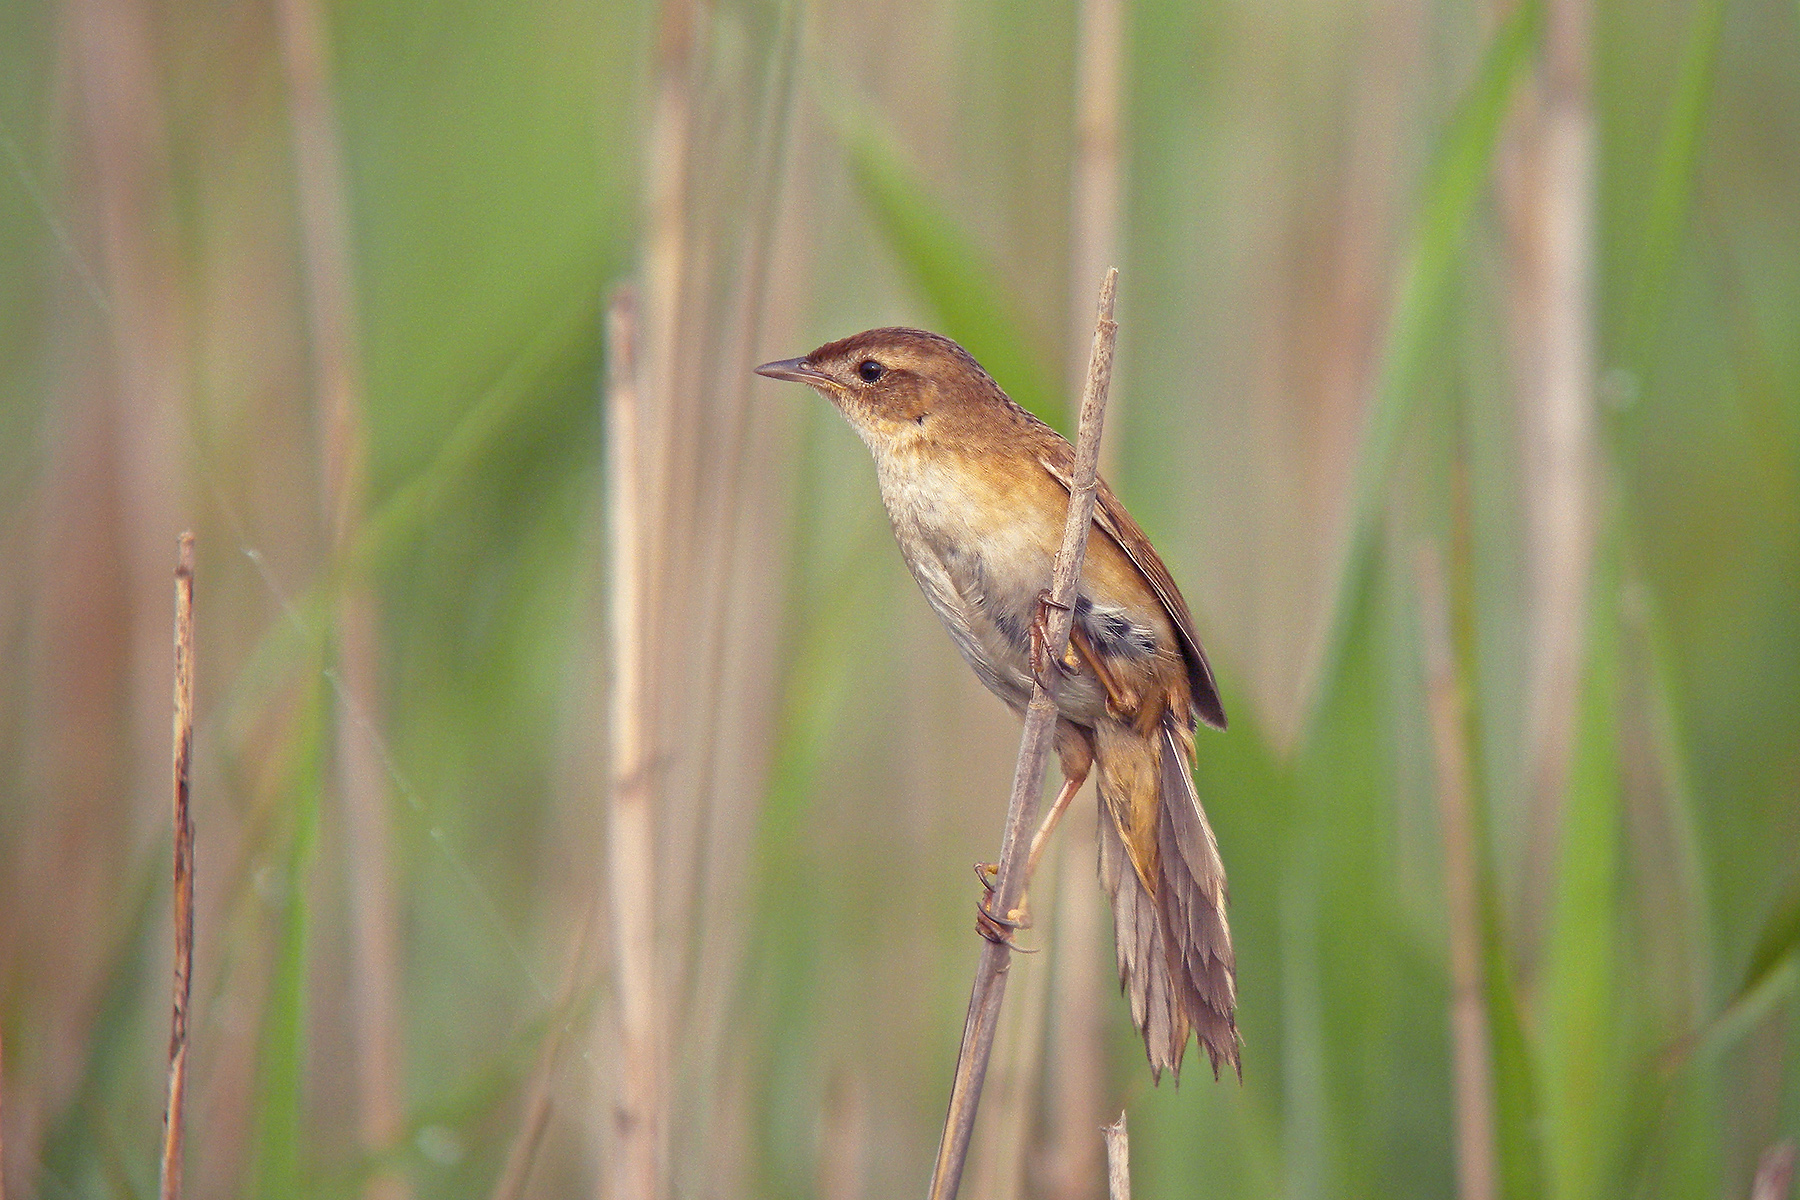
[68,0,189,847]
[1102,1112,1130,1200]
[605,292,664,1200]
[1415,545,1498,1200]
[159,533,197,1200]
[926,269,1119,1200]
[1044,2,1125,1192]
[1497,0,1597,951]
[1751,1141,1796,1200]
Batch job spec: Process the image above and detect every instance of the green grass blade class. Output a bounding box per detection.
[1483,891,1548,1200]
[1617,0,1725,367]
[1538,522,1624,1200]
[253,670,327,1198]
[1447,391,1548,1200]
[838,116,1063,427]
[1306,0,1541,737]
[1736,876,1800,1014]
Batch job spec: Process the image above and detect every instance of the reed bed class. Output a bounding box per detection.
[0,0,1795,1197]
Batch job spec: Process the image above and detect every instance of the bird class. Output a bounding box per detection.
[756,327,1238,1082]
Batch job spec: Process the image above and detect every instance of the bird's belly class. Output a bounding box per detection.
[885,499,1111,724]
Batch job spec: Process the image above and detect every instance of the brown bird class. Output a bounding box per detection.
[756,327,1239,1082]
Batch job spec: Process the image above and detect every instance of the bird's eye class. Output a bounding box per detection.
[858,360,885,383]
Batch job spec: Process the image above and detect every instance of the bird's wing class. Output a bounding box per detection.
[1038,450,1227,730]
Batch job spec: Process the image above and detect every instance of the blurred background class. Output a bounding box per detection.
[1,0,1797,1196]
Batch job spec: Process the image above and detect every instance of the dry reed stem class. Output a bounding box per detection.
[273,0,368,545]
[68,0,190,847]
[605,291,664,1200]
[621,11,689,1177]
[926,268,1119,1200]
[1042,805,1106,1200]
[159,533,196,1200]
[637,0,696,671]
[272,0,407,1191]
[1068,0,1122,405]
[1526,0,1597,816]
[1751,1141,1796,1200]
[674,13,798,1106]
[1503,0,1596,954]
[1415,545,1498,1200]
[1046,3,1125,1190]
[1102,1112,1130,1200]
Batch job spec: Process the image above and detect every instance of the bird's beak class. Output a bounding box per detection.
[754,357,833,386]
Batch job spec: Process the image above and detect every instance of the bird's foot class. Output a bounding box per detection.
[1028,590,1076,690]
[973,869,1035,949]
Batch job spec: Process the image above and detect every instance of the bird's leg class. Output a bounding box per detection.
[1028,589,1075,689]
[974,760,1090,945]
[1026,766,1087,880]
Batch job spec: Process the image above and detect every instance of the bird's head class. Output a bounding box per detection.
[755,327,1009,454]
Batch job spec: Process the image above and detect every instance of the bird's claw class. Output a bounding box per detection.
[1028,590,1077,689]
[975,889,1035,949]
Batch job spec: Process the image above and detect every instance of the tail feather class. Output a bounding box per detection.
[1156,715,1239,1079]
[1094,713,1239,1082]
[1098,812,1187,1081]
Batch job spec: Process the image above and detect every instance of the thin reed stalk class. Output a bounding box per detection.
[272,0,407,1192]
[1102,1112,1130,1200]
[1510,0,1598,953]
[1068,0,1123,403]
[1416,545,1498,1200]
[1045,2,1125,1190]
[1751,1142,1796,1200]
[605,291,664,1200]
[68,0,188,840]
[159,533,196,1200]
[927,269,1119,1200]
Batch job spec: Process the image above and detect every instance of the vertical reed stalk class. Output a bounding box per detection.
[1416,545,1498,1200]
[605,292,664,1200]
[927,270,1118,1200]
[1102,1112,1130,1200]
[1750,1142,1796,1200]
[1526,0,1597,801]
[1502,0,1596,950]
[1045,3,1125,1191]
[159,533,196,1200]
[68,0,188,835]
[273,0,406,1192]
[1068,0,1123,402]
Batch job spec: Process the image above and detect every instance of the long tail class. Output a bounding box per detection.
[1096,712,1239,1081]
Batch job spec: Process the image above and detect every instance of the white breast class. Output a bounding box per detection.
[870,445,1108,720]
